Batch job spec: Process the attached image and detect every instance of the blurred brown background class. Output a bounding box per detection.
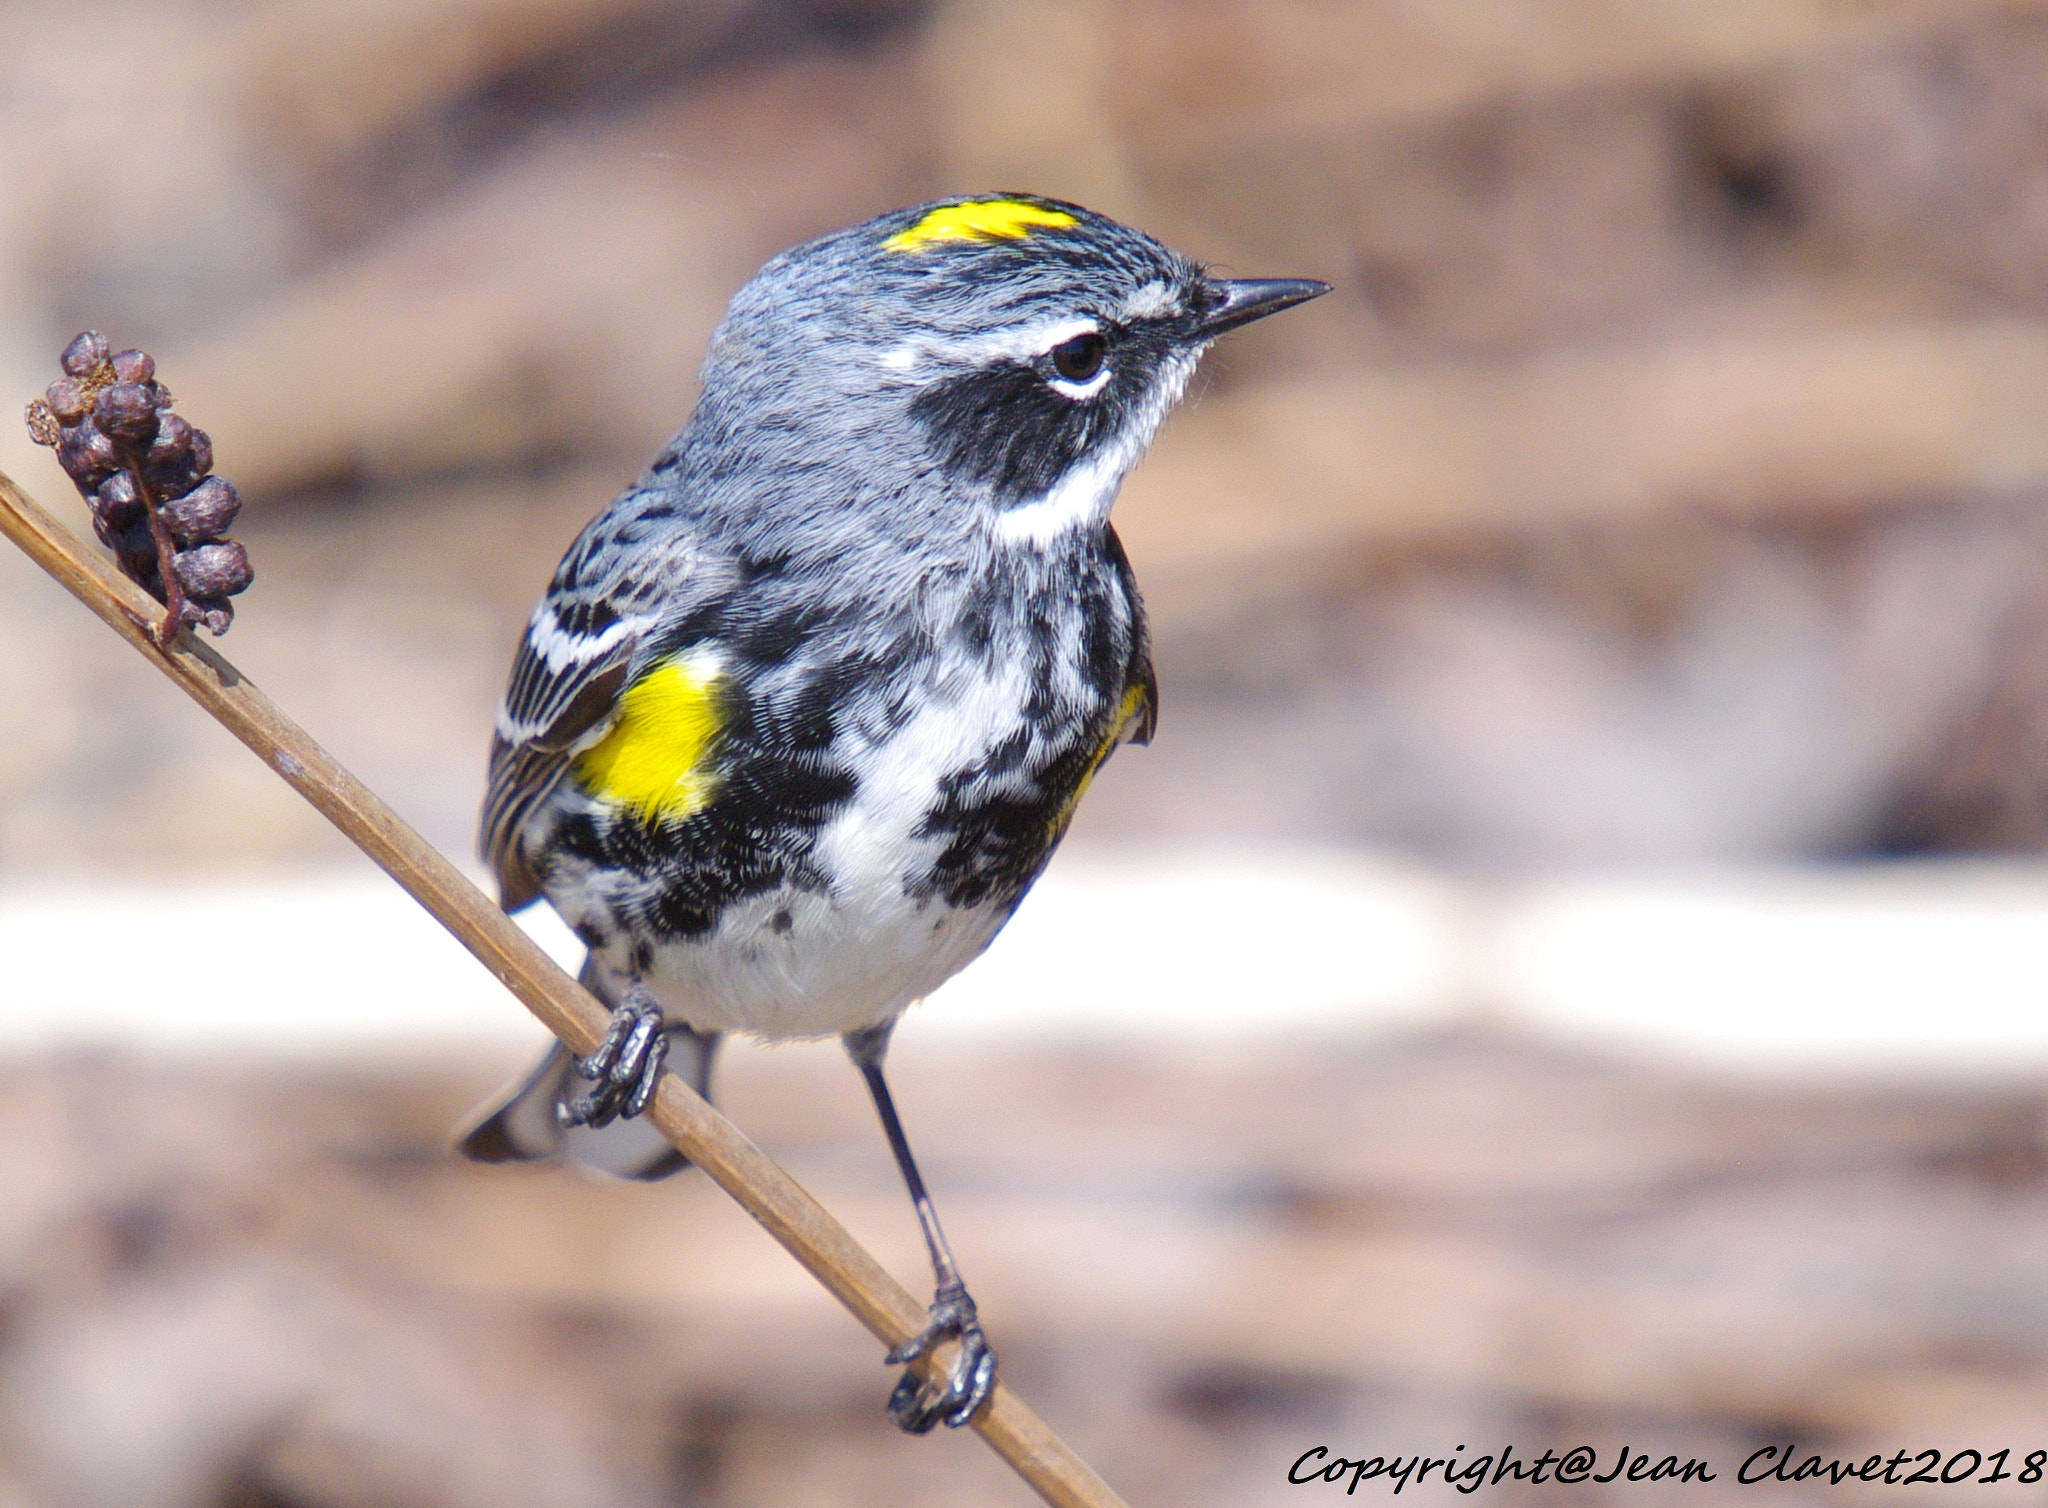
[7,1,2048,1503]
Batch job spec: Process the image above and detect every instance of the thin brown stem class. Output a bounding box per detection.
[0,464,1130,1508]
[117,443,187,644]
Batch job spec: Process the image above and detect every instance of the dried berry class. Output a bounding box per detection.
[95,470,144,530]
[147,411,191,465]
[60,331,110,378]
[23,399,60,447]
[153,462,202,502]
[92,383,160,445]
[110,349,154,385]
[143,413,204,499]
[43,377,89,425]
[159,476,239,545]
[173,541,252,598]
[113,519,160,580]
[56,424,120,487]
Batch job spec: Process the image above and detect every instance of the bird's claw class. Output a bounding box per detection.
[559,995,668,1129]
[884,1280,996,1432]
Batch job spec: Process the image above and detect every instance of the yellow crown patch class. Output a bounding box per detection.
[882,199,1078,253]
[574,652,724,823]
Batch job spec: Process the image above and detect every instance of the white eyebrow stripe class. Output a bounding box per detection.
[1023,316,1104,355]
[945,315,1103,366]
[884,314,1115,374]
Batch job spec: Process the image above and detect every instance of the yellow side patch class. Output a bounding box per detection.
[882,199,1078,253]
[1049,683,1149,840]
[574,654,724,823]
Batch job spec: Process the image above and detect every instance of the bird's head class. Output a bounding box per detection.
[690,194,1328,546]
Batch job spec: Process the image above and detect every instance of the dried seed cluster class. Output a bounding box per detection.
[25,330,251,638]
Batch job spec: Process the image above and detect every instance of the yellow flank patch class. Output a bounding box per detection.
[1110,681,1149,744]
[1049,683,1148,839]
[574,653,724,823]
[882,199,1078,253]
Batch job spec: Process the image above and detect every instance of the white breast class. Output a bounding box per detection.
[608,654,1034,1039]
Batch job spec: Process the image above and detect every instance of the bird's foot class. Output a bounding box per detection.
[884,1279,996,1433]
[558,992,668,1129]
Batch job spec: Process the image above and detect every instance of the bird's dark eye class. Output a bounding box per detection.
[1050,331,1106,383]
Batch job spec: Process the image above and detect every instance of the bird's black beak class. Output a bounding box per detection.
[1193,277,1331,338]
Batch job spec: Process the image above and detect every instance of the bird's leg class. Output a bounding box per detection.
[844,1021,996,1433]
[560,981,668,1129]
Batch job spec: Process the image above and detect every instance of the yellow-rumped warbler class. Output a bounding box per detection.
[458,194,1326,1431]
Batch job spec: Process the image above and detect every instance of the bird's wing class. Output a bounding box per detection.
[1105,522,1157,747]
[1119,651,1158,747]
[482,484,724,910]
